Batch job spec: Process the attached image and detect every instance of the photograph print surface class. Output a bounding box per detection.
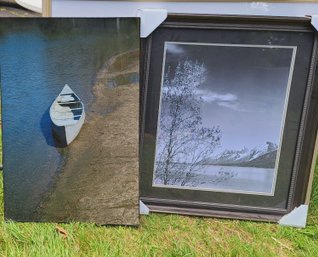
[153,42,296,195]
[0,18,139,225]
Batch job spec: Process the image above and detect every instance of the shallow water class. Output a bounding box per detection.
[154,164,275,194]
[108,72,139,88]
[0,19,138,220]
[197,165,274,194]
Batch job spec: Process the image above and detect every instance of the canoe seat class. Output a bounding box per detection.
[59,95,75,103]
[60,93,74,96]
[54,104,71,112]
[54,114,82,120]
[58,100,81,104]
[52,102,83,121]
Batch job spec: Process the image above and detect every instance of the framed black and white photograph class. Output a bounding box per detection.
[154,41,295,195]
[140,15,318,222]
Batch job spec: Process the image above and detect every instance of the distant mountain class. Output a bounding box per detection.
[203,142,278,168]
[238,150,278,168]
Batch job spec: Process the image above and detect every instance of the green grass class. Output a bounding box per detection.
[0,160,318,256]
[0,129,2,166]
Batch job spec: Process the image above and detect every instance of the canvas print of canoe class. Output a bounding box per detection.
[0,18,140,225]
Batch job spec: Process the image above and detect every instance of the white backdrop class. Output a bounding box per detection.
[52,1,318,17]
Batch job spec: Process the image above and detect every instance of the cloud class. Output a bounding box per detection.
[217,100,263,113]
[195,89,265,113]
[195,89,238,103]
[217,101,240,110]
[195,89,253,112]
[166,43,185,54]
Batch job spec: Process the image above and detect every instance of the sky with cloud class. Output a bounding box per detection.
[163,42,294,153]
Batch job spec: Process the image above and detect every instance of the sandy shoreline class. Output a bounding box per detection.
[37,50,139,225]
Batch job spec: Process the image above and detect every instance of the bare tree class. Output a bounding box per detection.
[155,59,221,186]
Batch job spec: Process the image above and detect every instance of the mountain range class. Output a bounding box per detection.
[203,142,278,168]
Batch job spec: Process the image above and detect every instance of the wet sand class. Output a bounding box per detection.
[38,50,139,225]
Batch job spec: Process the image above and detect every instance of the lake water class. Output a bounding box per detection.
[0,20,138,220]
[154,165,275,195]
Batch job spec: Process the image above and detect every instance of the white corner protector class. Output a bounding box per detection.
[137,9,168,38]
[311,15,318,31]
[278,204,309,228]
[139,200,150,215]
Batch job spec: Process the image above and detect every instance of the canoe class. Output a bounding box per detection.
[49,84,85,146]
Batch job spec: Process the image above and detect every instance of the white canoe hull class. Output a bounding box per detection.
[51,110,85,146]
[50,84,85,146]
[64,110,85,145]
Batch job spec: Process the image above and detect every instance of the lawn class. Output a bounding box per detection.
[0,155,317,256]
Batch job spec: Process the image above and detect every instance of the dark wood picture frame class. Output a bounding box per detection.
[140,14,318,222]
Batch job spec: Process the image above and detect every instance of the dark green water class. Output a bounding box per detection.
[0,19,139,221]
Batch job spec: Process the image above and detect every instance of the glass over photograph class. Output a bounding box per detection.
[153,42,296,195]
[0,18,140,225]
